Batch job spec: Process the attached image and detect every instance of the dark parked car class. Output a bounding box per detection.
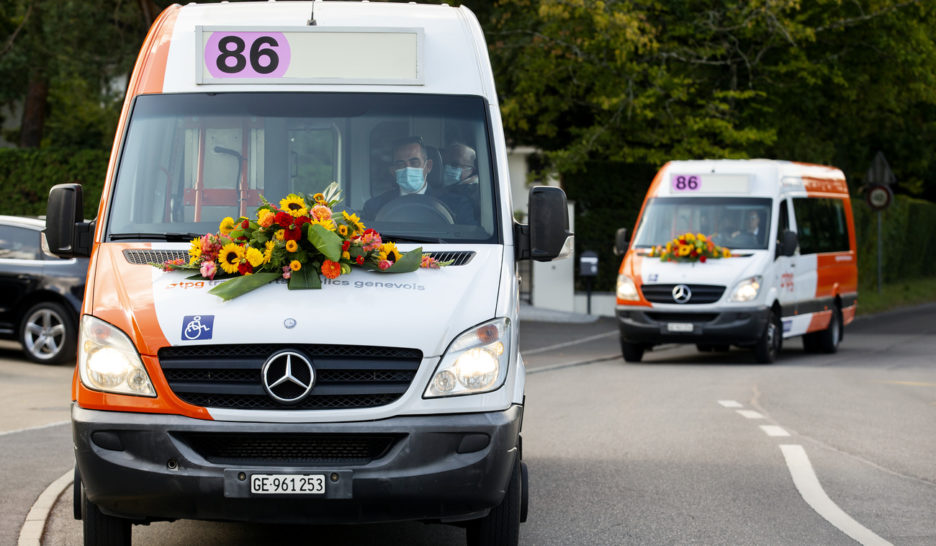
[0,215,88,364]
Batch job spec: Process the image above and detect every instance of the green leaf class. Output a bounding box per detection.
[307,224,342,262]
[288,266,322,290]
[376,247,423,273]
[207,272,280,301]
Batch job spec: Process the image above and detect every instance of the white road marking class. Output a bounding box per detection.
[760,425,790,437]
[780,445,892,546]
[18,469,73,546]
[521,330,617,356]
[0,420,69,437]
[736,409,764,419]
[718,400,743,408]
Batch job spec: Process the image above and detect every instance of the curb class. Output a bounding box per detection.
[18,469,73,546]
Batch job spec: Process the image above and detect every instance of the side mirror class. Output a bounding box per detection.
[515,186,573,261]
[613,228,629,256]
[778,229,798,258]
[45,183,93,258]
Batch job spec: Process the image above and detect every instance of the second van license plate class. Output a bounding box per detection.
[250,474,325,495]
[666,322,694,332]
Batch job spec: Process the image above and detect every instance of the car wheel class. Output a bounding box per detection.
[621,341,645,363]
[82,490,131,545]
[815,306,842,354]
[466,454,521,546]
[753,310,782,364]
[18,302,76,365]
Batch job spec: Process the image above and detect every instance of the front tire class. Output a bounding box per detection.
[753,310,782,364]
[466,455,521,546]
[18,302,76,364]
[82,490,131,546]
[621,341,645,363]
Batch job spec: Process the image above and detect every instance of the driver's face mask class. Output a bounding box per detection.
[395,167,425,193]
[443,165,464,187]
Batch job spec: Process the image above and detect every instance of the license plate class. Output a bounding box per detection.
[250,474,325,495]
[667,322,694,332]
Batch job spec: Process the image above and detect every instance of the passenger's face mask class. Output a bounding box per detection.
[443,165,464,187]
[395,167,425,193]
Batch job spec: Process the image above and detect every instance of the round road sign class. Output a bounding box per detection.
[866,184,892,211]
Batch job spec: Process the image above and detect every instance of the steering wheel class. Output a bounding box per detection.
[375,195,455,225]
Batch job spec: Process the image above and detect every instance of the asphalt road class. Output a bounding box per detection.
[3,304,935,544]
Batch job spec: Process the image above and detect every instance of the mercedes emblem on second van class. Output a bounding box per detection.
[672,284,692,304]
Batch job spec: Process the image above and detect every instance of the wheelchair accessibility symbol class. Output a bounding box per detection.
[182,315,214,340]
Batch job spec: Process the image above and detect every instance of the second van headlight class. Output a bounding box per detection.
[78,316,156,397]
[424,318,509,398]
[729,276,762,302]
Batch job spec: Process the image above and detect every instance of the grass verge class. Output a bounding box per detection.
[857,276,936,316]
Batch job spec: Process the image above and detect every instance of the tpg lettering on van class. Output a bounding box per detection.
[613,159,857,364]
[43,3,573,546]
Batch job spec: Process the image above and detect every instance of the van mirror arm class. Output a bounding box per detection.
[514,222,531,261]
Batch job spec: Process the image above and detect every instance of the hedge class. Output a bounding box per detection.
[565,160,936,292]
[0,148,108,220]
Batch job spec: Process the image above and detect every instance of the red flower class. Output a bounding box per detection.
[690,249,698,258]
[237,262,253,275]
[241,219,250,229]
[284,226,302,241]
[296,215,310,226]
[321,259,341,279]
[700,255,707,263]
[356,255,365,265]
[275,211,292,228]
[341,240,351,252]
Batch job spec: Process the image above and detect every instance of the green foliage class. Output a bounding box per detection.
[852,194,936,287]
[0,147,107,219]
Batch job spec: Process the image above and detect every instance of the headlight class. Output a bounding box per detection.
[424,318,510,398]
[78,316,156,397]
[616,274,640,301]
[730,276,762,302]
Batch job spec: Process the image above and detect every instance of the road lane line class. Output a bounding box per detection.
[780,445,892,546]
[736,410,764,419]
[882,381,936,387]
[526,354,621,375]
[718,400,743,408]
[521,330,617,356]
[760,425,790,437]
[0,420,69,437]
[18,469,73,546]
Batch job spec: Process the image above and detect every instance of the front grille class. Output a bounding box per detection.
[423,250,475,266]
[175,432,403,465]
[158,344,422,410]
[645,312,719,323]
[641,284,725,304]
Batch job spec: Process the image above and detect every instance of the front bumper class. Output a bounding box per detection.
[73,403,522,524]
[617,306,770,346]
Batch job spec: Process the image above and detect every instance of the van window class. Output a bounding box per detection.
[633,197,772,250]
[792,197,849,254]
[107,93,498,243]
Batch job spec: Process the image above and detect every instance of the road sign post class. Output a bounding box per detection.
[865,152,895,295]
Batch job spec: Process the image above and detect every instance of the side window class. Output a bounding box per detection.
[0,225,41,260]
[792,197,848,254]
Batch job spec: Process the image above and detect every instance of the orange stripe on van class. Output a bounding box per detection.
[802,176,848,197]
[806,309,832,333]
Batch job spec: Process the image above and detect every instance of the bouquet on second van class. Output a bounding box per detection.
[155,182,446,300]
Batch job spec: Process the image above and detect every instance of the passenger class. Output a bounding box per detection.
[442,142,480,219]
[363,136,473,223]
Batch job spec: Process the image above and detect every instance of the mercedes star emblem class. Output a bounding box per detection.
[672,284,692,304]
[261,350,315,404]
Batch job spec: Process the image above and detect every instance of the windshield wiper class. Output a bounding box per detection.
[109,232,204,242]
[380,233,445,244]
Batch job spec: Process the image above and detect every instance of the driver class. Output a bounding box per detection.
[363,136,473,223]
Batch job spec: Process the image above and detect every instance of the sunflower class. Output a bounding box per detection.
[285,240,298,252]
[219,217,236,235]
[280,194,308,218]
[337,224,349,237]
[188,237,203,265]
[310,218,336,231]
[263,240,275,264]
[342,210,365,234]
[289,260,302,271]
[219,243,244,274]
[246,247,264,268]
[378,242,402,263]
[313,192,326,204]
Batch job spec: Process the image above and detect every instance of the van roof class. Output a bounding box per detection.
[652,159,848,199]
[147,1,496,99]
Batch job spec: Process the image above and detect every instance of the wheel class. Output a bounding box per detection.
[753,310,782,364]
[18,301,76,364]
[696,344,713,352]
[621,341,645,363]
[375,195,455,224]
[802,332,819,353]
[814,306,842,353]
[82,490,131,546]
[466,454,521,546]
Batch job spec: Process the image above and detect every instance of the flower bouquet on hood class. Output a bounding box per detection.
[155,182,447,301]
[648,232,731,263]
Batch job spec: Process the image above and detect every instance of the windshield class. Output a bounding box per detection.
[107,93,499,243]
[633,197,773,250]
